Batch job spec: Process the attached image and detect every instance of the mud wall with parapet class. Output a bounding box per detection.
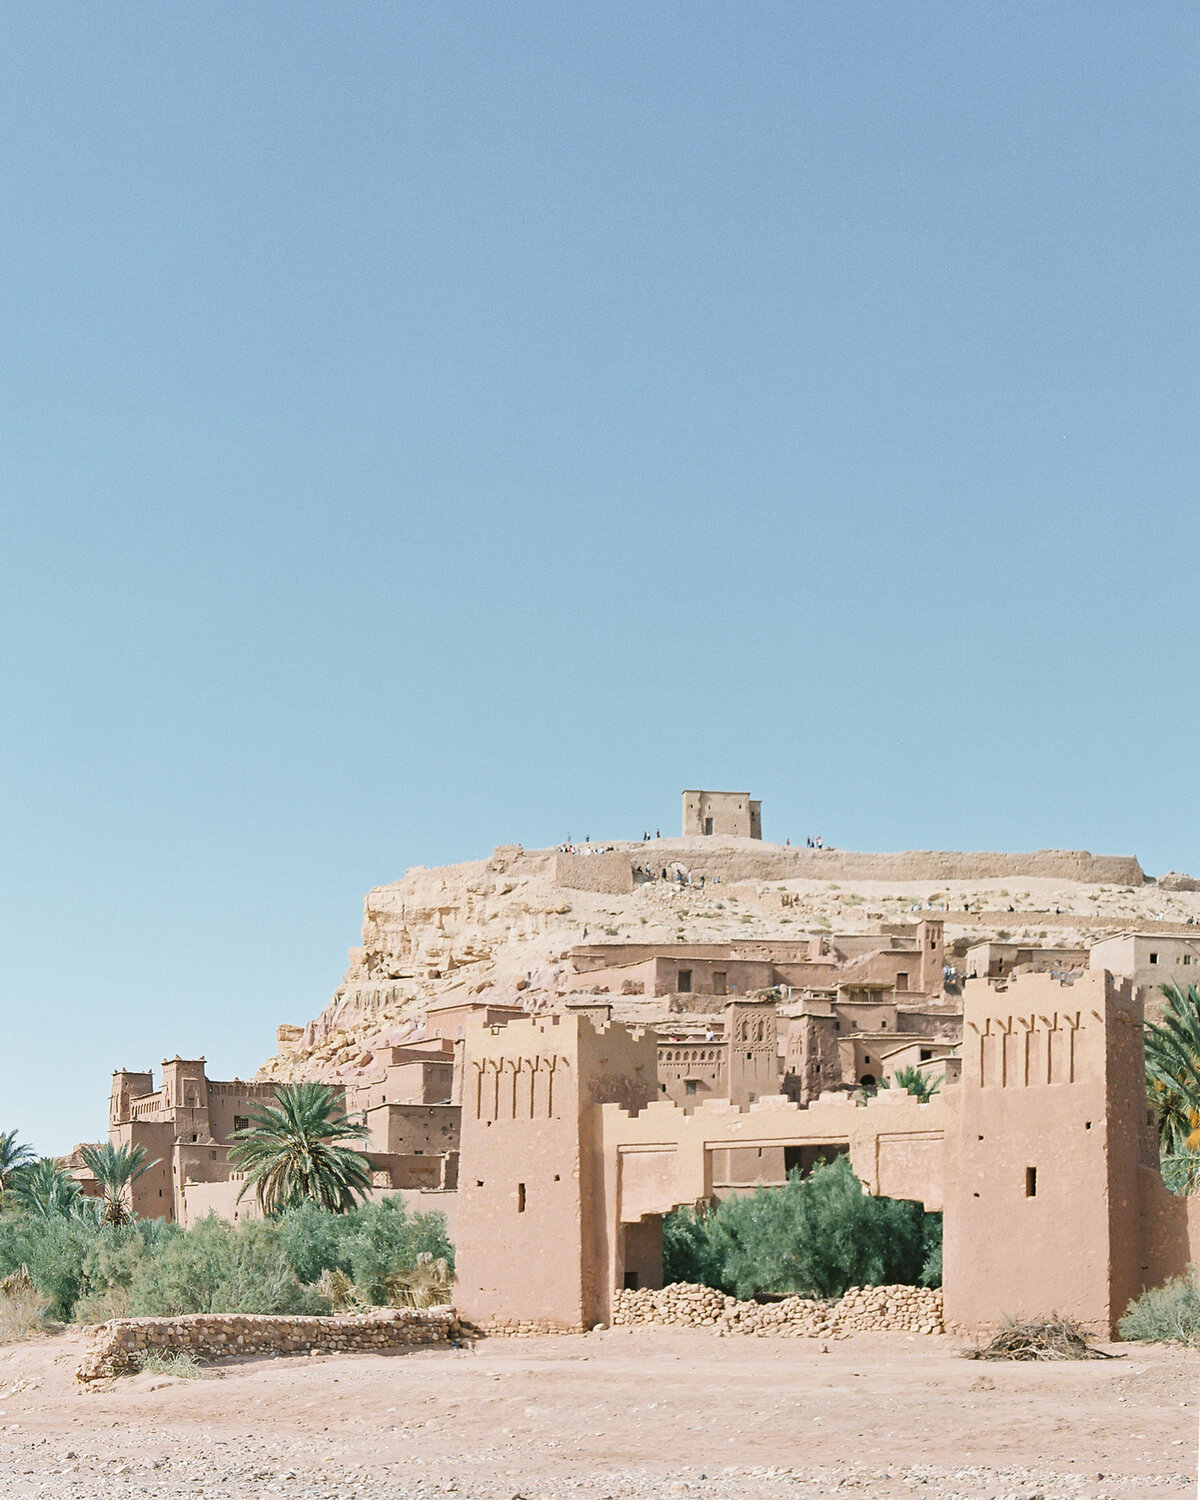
[554,851,634,895]
[672,847,1144,887]
[77,1308,457,1380]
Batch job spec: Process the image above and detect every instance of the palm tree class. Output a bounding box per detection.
[10,1158,83,1218]
[79,1142,154,1225]
[887,1066,944,1104]
[1144,981,1200,1193]
[228,1081,373,1215]
[861,1066,943,1104]
[0,1131,34,1208]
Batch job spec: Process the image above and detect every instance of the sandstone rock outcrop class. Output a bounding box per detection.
[257,838,1168,1084]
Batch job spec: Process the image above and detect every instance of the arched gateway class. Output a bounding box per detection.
[454,971,1200,1336]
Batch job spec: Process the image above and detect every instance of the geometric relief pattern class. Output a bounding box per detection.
[472,1054,572,1121]
[969,1012,1083,1088]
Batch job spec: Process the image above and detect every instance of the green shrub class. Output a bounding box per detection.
[0,1212,97,1320]
[0,1193,455,1323]
[661,1156,940,1300]
[74,1221,182,1323]
[277,1199,355,1283]
[1119,1267,1200,1345]
[919,1214,943,1288]
[345,1199,453,1305]
[662,1207,723,1287]
[125,1217,326,1317]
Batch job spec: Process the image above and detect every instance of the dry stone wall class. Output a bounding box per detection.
[76,1307,458,1381]
[612,1282,943,1337]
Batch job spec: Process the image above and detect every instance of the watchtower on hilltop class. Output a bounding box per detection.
[682,790,762,839]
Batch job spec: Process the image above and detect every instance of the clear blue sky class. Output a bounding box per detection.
[2,4,1196,1153]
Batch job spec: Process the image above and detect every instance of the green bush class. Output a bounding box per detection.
[0,1212,97,1320]
[662,1207,723,1287]
[919,1213,943,1288]
[74,1220,182,1322]
[345,1199,453,1304]
[277,1198,354,1283]
[1119,1267,1200,1345]
[0,1187,454,1323]
[661,1156,941,1301]
[125,1217,325,1317]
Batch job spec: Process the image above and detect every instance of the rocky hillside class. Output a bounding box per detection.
[256,838,1197,1085]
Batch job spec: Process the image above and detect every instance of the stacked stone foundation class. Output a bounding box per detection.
[470,1317,586,1336]
[612,1283,943,1336]
[77,1307,458,1381]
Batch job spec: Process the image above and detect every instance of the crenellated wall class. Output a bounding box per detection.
[453,969,1200,1338]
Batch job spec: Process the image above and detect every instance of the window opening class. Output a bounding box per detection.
[517,1182,526,1213]
[1025,1167,1037,1198]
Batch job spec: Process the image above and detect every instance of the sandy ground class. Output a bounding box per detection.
[0,1327,1195,1499]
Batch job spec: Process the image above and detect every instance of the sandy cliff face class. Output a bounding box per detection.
[256,839,1190,1085]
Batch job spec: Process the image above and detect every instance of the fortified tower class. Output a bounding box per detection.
[943,970,1148,1334]
[454,1013,658,1332]
[682,790,762,839]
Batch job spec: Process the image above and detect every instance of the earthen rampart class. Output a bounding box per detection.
[668,847,1143,887]
[554,851,634,895]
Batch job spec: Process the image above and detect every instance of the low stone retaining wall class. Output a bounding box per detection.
[470,1317,585,1336]
[612,1283,943,1336]
[77,1307,459,1381]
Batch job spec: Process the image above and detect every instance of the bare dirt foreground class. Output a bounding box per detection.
[0,1327,1195,1500]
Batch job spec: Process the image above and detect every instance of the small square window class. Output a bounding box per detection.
[1150,953,1159,964]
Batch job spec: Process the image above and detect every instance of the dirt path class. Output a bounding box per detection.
[0,1326,1194,1498]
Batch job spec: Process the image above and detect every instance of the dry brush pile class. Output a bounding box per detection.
[612,1281,943,1336]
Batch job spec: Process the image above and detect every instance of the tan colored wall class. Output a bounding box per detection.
[359,1101,460,1156]
[942,972,1145,1335]
[454,1013,658,1332]
[651,956,776,999]
[113,1121,175,1221]
[613,1283,943,1336]
[453,968,1200,1339]
[681,791,759,839]
[1089,933,1200,1020]
[661,846,1144,886]
[348,1060,455,1110]
[553,851,634,895]
[657,1042,726,1110]
[425,1002,526,1039]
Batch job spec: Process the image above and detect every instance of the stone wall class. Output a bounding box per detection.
[612,1283,943,1337]
[672,848,1144,887]
[553,851,634,894]
[468,1316,587,1336]
[76,1307,458,1381]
